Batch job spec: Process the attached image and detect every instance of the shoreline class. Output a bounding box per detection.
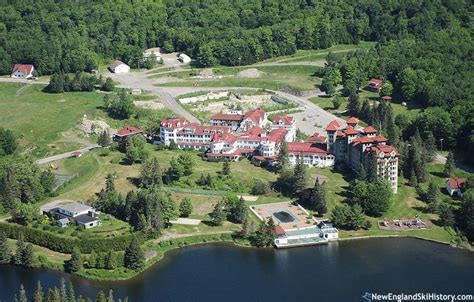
[5,232,472,282]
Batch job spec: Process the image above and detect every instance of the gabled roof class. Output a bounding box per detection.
[326,120,340,131]
[308,133,327,143]
[243,108,266,125]
[365,144,398,157]
[381,96,392,101]
[209,113,242,121]
[346,117,359,125]
[447,178,467,190]
[12,64,34,75]
[110,60,128,70]
[116,126,142,137]
[273,114,294,126]
[343,126,359,136]
[161,117,187,129]
[368,78,383,87]
[363,126,378,134]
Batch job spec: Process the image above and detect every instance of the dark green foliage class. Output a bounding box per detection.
[438,203,455,228]
[292,158,308,194]
[105,250,117,270]
[164,157,185,184]
[97,130,111,147]
[228,197,247,224]
[102,77,115,92]
[210,202,226,226]
[39,170,56,194]
[444,152,454,177]
[253,218,275,247]
[275,138,289,172]
[103,90,135,120]
[0,231,11,264]
[124,135,147,164]
[0,127,17,156]
[177,153,195,176]
[425,181,438,204]
[0,222,136,254]
[222,160,231,176]
[331,204,367,230]
[251,179,271,196]
[332,96,343,110]
[124,236,144,271]
[14,232,25,265]
[348,180,392,217]
[299,179,327,215]
[460,190,474,241]
[48,72,96,93]
[179,198,193,218]
[65,247,82,273]
[140,157,163,189]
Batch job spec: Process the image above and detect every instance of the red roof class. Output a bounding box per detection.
[343,126,359,136]
[346,117,359,125]
[447,178,467,190]
[326,120,340,132]
[363,126,378,134]
[273,114,294,126]
[366,144,398,157]
[177,123,230,136]
[275,225,286,237]
[265,128,287,142]
[212,132,238,144]
[12,64,34,75]
[209,113,242,121]
[161,117,187,129]
[287,142,330,156]
[381,96,392,101]
[368,78,383,88]
[243,108,266,125]
[308,133,327,143]
[116,126,142,137]
[352,135,388,145]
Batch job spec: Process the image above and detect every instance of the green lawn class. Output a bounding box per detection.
[0,83,104,157]
[154,65,322,92]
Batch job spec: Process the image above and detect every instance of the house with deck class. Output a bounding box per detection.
[45,201,101,229]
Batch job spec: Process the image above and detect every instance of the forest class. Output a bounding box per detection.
[0,0,471,74]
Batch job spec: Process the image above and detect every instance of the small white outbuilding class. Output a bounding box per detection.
[109,60,130,73]
[178,53,191,63]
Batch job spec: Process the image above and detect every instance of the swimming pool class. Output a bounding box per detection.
[273,210,299,223]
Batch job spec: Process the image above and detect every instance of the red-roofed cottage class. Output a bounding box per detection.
[446,178,467,197]
[367,78,383,93]
[11,64,34,79]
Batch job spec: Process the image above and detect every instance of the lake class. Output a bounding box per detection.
[0,238,473,302]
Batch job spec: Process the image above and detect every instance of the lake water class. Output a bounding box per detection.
[0,238,473,302]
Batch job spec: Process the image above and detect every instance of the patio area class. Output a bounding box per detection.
[250,202,318,230]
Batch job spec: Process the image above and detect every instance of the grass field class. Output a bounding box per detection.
[155,65,322,92]
[0,83,104,157]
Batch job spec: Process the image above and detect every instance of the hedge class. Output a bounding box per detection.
[0,222,141,254]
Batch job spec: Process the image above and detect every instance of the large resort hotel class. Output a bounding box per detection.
[250,202,338,248]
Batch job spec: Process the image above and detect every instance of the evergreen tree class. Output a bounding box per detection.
[179,198,193,217]
[348,204,366,230]
[366,155,378,183]
[105,250,116,270]
[358,165,367,181]
[65,247,82,273]
[68,281,76,302]
[275,138,289,172]
[87,250,97,269]
[124,236,144,271]
[424,131,437,159]
[105,173,115,193]
[96,291,107,302]
[210,202,226,226]
[253,218,275,247]
[19,284,27,302]
[425,181,438,204]
[292,157,307,195]
[140,157,163,188]
[230,197,247,223]
[331,204,350,229]
[222,160,231,176]
[177,153,195,176]
[360,99,371,120]
[312,179,328,215]
[444,152,454,177]
[438,203,455,227]
[165,157,184,183]
[0,231,11,264]
[60,278,67,302]
[33,281,43,302]
[14,232,25,265]
[97,130,111,147]
[21,244,34,267]
[347,93,361,116]
[0,167,19,211]
[40,170,56,194]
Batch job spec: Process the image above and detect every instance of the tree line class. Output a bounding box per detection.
[0,0,468,74]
